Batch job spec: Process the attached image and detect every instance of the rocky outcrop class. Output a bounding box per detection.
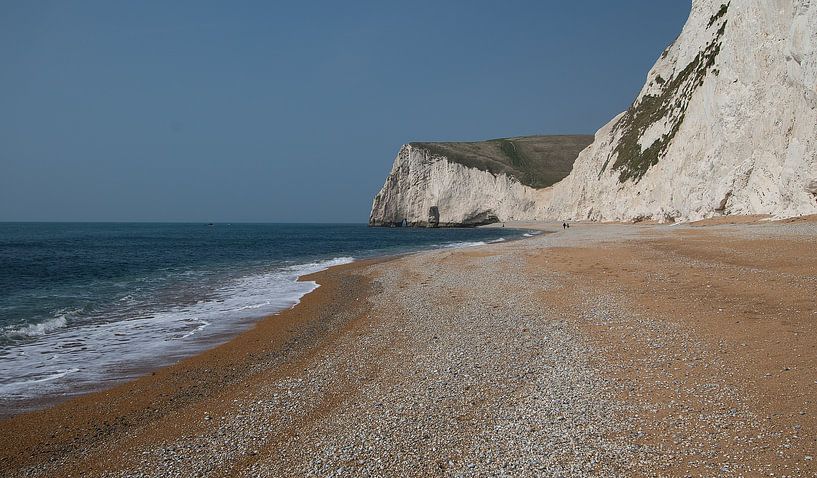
[368,137,592,227]
[547,0,817,222]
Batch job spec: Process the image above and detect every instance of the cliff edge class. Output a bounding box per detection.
[369,136,593,227]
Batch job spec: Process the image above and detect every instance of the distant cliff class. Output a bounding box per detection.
[368,136,593,227]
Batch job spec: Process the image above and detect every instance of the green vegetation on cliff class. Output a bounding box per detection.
[604,4,729,183]
[410,135,593,189]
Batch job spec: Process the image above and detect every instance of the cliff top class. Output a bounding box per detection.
[409,135,593,189]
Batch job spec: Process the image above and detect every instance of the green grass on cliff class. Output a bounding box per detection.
[604,6,728,183]
[409,135,593,189]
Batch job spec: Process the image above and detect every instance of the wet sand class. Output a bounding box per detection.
[2,219,816,476]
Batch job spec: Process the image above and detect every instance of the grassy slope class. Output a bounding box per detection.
[410,135,593,189]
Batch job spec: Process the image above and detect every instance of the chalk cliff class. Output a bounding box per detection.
[368,136,593,227]
[547,0,817,222]
[370,0,817,226]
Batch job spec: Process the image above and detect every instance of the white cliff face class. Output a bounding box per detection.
[547,0,817,222]
[370,0,817,226]
[369,145,549,226]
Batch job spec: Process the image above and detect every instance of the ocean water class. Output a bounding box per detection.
[0,223,523,409]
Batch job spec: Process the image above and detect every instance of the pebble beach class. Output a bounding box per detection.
[2,218,816,477]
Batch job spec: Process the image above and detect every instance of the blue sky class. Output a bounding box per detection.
[1,1,689,222]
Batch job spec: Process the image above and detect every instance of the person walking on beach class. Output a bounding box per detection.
[562,222,567,230]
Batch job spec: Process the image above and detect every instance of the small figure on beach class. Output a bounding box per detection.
[562,222,567,230]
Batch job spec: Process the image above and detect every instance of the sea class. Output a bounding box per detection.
[0,223,527,412]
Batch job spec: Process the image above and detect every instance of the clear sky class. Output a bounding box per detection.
[1,1,689,223]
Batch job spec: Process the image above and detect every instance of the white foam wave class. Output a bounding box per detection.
[285,256,355,275]
[488,238,506,243]
[180,319,211,339]
[443,241,487,249]
[0,256,356,400]
[26,368,80,384]
[5,315,68,339]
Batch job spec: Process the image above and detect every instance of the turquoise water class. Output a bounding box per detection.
[0,223,524,408]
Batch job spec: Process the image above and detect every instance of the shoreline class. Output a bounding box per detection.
[3,219,815,476]
[0,229,540,471]
[0,255,390,474]
[0,256,359,419]
[0,228,535,419]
